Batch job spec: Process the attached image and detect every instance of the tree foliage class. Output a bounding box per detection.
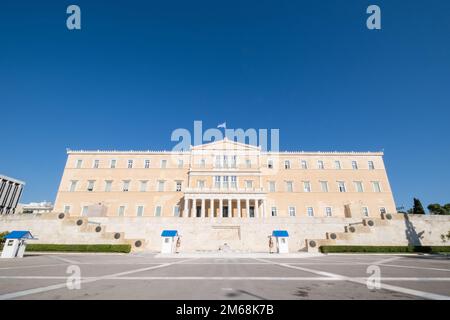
[428,203,450,215]
[410,198,426,215]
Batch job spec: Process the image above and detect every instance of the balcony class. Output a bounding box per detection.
[184,187,266,195]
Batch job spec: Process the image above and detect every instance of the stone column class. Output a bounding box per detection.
[219,198,223,218]
[210,198,214,218]
[228,198,232,217]
[263,199,267,218]
[187,198,191,217]
[255,199,259,218]
[190,198,195,218]
[183,197,188,218]
[201,198,205,218]
[180,198,186,218]
[237,199,241,218]
[246,198,250,218]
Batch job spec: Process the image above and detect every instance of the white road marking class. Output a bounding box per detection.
[375,263,450,273]
[1,276,450,281]
[254,258,450,300]
[48,256,80,264]
[0,264,68,270]
[254,258,343,279]
[0,258,197,300]
[373,256,402,265]
[287,261,450,272]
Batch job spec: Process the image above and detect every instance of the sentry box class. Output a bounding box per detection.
[272,230,289,253]
[1,231,35,259]
[160,230,178,254]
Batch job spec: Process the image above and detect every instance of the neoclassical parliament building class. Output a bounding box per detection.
[54,139,397,220]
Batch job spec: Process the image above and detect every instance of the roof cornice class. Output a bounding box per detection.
[66,149,383,156]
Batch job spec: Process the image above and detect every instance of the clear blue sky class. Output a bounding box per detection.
[1,0,449,210]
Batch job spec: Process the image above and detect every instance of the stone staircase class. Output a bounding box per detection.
[44,212,146,251]
[305,213,401,252]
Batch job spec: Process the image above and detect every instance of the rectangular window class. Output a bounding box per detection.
[288,206,296,217]
[301,160,308,169]
[136,206,144,217]
[158,180,165,192]
[352,161,358,170]
[362,207,369,217]
[110,159,117,168]
[317,160,324,169]
[118,206,125,217]
[303,181,311,192]
[214,176,221,188]
[231,176,237,188]
[105,180,112,192]
[354,181,364,193]
[63,205,71,214]
[197,180,205,189]
[178,159,183,168]
[368,161,375,170]
[338,181,346,192]
[69,180,78,192]
[320,181,328,192]
[93,160,99,168]
[246,159,251,169]
[223,155,229,168]
[267,159,273,169]
[140,180,148,192]
[307,207,314,217]
[144,160,150,168]
[176,181,182,192]
[122,180,130,192]
[127,160,133,168]
[200,159,206,168]
[334,160,341,170]
[271,207,277,217]
[87,180,95,192]
[231,156,237,168]
[268,181,276,192]
[215,156,221,168]
[284,160,291,169]
[245,180,253,189]
[76,159,83,169]
[81,206,89,216]
[325,207,333,217]
[173,206,180,217]
[372,181,381,192]
[161,160,167,168]
[223,176,229,188]
[154,206,162,217]
[286,181,293,192]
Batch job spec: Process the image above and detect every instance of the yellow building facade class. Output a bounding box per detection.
[54,139,397,219]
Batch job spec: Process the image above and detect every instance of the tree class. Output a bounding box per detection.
[412,198,426,215]
[444,204,450,214]
[428,203,450,215]
[428,204,444,215]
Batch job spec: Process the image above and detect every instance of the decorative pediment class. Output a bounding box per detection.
[191,138,260,152]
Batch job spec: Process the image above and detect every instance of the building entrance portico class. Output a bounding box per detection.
[182,196,266,218]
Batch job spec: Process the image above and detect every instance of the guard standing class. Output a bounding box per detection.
[176,236,181,253]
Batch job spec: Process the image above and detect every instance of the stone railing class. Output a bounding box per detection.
[184,187,265,194]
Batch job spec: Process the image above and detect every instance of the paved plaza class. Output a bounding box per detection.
[0,253,449,300]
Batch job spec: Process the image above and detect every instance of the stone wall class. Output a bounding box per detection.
[0,213,449,252]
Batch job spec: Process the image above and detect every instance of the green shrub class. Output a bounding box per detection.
[319,245,450,254]
[26,244,131,253]
[0,231,9,244]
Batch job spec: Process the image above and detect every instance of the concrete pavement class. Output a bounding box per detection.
[0,253,448,300]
